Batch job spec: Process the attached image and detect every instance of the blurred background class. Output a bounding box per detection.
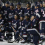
[0,0,45,8]
[1,0,45,3]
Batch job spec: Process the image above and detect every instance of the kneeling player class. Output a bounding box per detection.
[27,29,40,45]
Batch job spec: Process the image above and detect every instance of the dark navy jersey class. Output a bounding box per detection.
[0,9,3,14]
[6,8,15,27]
[35,2,40,6]
[31,19,36,28]
[7,8,15,19]
[21,19,31,29]
[24,8,34,17]
[7,19,12,28]
[2,6,10,19]
[18,20,24,30]
[34,8,41,20]
[0,19,4,26]
[12,19,19,31]
[39,7,44,17]
[14,8,24,16]
[40,9,45,20]
[0,7,3,16]
[0,9,3,18]
[35,1,43,6]
[35,8,40,14]
[0,19,4,30]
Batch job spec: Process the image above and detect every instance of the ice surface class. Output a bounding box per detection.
[0,40,45,45]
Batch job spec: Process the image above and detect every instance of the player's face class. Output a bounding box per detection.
[37,6,39,8]
[35,6,37,9]
[0,14,2,18]
[40,4,43,7]
[17,5,21,8]
[43,3,45,7]
[20,17,23,21]
[14,15,18,20]
[25,16,28,19]
[26,4,30,8]
[5,4,9,7]
[0,29,1,32]
[10,6,13,9]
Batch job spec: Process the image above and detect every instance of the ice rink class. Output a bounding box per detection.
[0,40,45,45]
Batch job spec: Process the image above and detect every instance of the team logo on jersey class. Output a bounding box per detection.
[28,11,29,13]
[35,9,39,13]
[20,22,21,25]
[15,11,17,13]
[21,10,22,12]
[4,10,7,14]
[12,21,13,23]
[41,9,43,12]
[9,13,13,18]
[22,23,23,25]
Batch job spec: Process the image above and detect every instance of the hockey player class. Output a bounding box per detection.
[4,3,15,41]
[39,3,43,17]
[13,14,24,42]
[35,0,43,6]
[2,1,10,19]
[26,15,40,45]
[7,3,15,19]
[2,1,10,27]
[24,2,34,16]
[34,4,42,25]
[0,14,4,41]
[14,2,24,17]
[12,14,19,42]
[39,8,45,40]
[2,2,10,39]
[21,14,32,43]
[27,28,40,45]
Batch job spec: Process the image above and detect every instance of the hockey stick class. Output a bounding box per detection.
[11,26,23,40]
[11,21,31,42]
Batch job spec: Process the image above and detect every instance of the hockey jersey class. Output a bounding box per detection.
[14,8,24,16]
[12,19,19,31]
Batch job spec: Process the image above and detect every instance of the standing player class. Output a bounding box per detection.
[4,3,15,41]
[2,1,10,19]
[2,2,10,39]
[24,2,34,16]
[24,2,35,22]
[35,0,43,6]
[14,2,24,17]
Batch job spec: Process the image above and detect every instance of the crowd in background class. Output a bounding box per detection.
[0,0,45,45]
